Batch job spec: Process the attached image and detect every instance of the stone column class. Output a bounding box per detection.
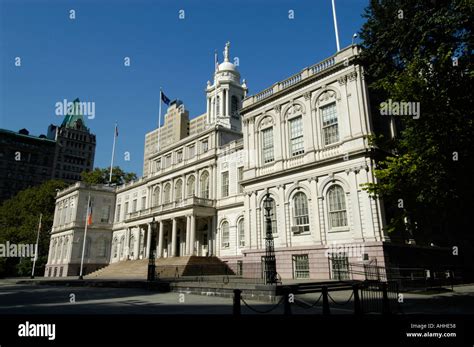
[211,215,217,256]
[134,227,140,260]
[171,218,177,257]
[190,214,196,256]
[185,215,191,255]
[146,223,152,258]
[157,220,164,258]
[207,217,213,256]
[125,227,131,259]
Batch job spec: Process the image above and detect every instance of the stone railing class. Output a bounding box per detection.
[124,196,215,221]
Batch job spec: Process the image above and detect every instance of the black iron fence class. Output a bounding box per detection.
[233,280,401,315]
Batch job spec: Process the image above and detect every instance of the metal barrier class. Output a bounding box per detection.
[233,280,400,315]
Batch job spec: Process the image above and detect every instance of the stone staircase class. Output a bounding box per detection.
[85,256,233,280]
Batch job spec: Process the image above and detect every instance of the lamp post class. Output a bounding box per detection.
[263,193,278,284]
[147,218,157,281]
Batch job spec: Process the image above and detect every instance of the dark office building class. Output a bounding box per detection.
[0,99,96,202]
[0,128,56,202]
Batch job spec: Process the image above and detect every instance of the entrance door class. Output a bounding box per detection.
[202,233,208,256]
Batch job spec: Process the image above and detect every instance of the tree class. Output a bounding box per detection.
[358,0,473,269]
[81,167,137,186]
[0,180,68,277]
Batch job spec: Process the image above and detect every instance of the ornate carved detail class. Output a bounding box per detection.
[303,91,311,101]
[259,115,273,129]
[273,104,281,114]
[338,76,347,85]
[347,71,358,81]
[286,103,303,117]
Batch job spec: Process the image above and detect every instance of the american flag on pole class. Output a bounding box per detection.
[86,199,93,226]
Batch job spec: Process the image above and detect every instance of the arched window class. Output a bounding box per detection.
[119,236,125,258]
[113,238,118,258]
[293,192,310,232]
[327,185,348,228]
[238,218,245,247]
[175,179,183,202]
[187,176,196,197]
[153,186,160,206]
[231,95,239,118]
[221,221,229,248]
[261,127,274,163]
[200,172,209,199]
[129,234,135,257]
[163,183,171,204]
[216,96,221,115]
[262,197,277,234]
[321,102,339,145]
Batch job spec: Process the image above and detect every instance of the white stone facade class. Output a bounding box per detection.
[46,44,390,280]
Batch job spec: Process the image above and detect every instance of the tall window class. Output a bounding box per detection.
[187,176,195,197]
[263,197,277,234]
[261,128,274,163]
[98,238,107,257]
[221,221,229,247]
[153,187,160,206]
[176,150,183,163]
[188,145,195,159]
[200,172,209,199]
[165,154,172,168]
[101,205,110,222]
[155,159,161,171]
[115,204,121,222]
[289,116,304,156]
[221,172,229,197]
[238,167,244,193]
[231,96,239,118]
[124,202,129,219]
[141,196,146,210]
[216,96,221,115]
[175,180,183,202]
[163,184,171,203]
[132,199,137,212]
[201,139,208,153]
[293,192,310,232]
[238,219,245,247]
[321,103,339,145]
[119,236,125,258]
[327,185,348,228]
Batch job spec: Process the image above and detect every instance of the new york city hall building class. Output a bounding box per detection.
[45,44,391,280]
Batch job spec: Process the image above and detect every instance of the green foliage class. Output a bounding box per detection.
[0,180,68,277]
[358,0,474,247]
[81,166,137,186]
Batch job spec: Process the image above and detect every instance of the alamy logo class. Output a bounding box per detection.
[379,99,420,119]
[55,99,95,119]
[0,241,36,258]
[18,321,56,340]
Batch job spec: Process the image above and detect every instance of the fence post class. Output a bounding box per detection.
[283,288,292,315]
[322,286,330,315]
[353,284,362,315]
[233,289,242,315]
[382,282,391,315]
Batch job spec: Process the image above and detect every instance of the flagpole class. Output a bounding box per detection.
[109,122,117,184]
[30,213,42,279]
[79,193,91,279]
[158,88,162,152]
[331,0,341,52]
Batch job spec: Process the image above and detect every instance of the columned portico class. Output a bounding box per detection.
[157,220,164,257]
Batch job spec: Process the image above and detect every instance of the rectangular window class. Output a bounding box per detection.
[238,167,244,193]
[221,171,229,197]
[132,199,137,212]
[261,128,274,163]
[176,150,183,163]
[165,154,171,168]
[237,261,243,276]
[115,205,121,222]
[289,116,304,156]
[201,139,208,153]
[155,159,161,171]
[321,103,339,145]
[330,253,350,280]
[222,171,229,197]
[292,254,310,279]
[188,145,195,159]
[100,205,110,223]
[124,202,129,219]
[141,196,146,210]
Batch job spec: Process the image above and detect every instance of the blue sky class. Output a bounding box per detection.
[0,0,368,176]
